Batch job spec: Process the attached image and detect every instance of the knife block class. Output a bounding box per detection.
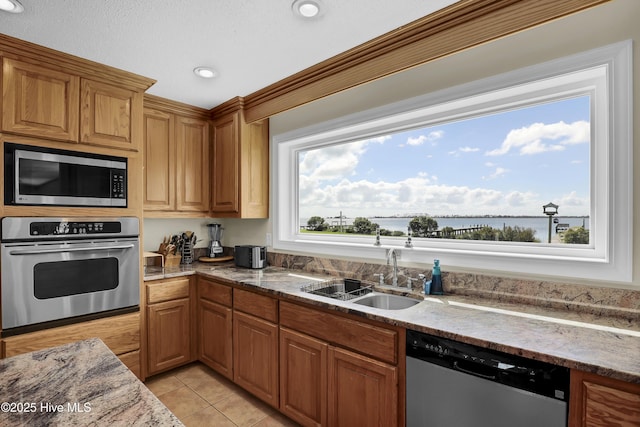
[164,254,181,268]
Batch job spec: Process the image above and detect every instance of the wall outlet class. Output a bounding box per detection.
[265,233,272,247]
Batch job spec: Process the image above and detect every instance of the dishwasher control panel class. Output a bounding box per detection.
[406,329,570,401]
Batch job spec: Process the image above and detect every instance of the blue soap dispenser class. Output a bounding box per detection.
[430,259,444,295]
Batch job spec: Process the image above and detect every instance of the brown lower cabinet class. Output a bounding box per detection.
[147,298,191,375]
[279,325,398,427]
[328,346,397,427]
[146,276,193,376]
[279,301,401,427]
[194,279,402,426]
[197,276,233,380]
[232,288,280,408]
[198,298,233,379]
[569,369,640,427]
[280,328,328,427]
[233,310,279,407]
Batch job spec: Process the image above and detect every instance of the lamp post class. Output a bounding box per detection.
[543,202,559,243]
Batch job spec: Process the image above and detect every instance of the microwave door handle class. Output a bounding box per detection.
[9,244,135,255]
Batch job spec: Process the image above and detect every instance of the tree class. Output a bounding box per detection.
[352,217,379,235]
[306,216,327,231]
[563,226,589,244]
[498,226,538,242]
[440,226,455,238]
[460,226,497,241]
[409,216,439,237]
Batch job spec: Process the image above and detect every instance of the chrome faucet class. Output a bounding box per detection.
[386,248,399,287]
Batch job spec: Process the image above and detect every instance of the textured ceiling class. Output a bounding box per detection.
[0,0,458,109]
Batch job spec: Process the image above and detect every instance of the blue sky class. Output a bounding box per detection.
[299,96,590,218]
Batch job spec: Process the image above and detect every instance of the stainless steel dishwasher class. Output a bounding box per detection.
[406,330,570,427]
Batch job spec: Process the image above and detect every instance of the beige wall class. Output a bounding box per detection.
[148,0,639,289]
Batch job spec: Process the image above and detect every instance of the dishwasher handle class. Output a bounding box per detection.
[453,360,497,381]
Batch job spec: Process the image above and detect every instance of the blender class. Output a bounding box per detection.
[206,223,223,257]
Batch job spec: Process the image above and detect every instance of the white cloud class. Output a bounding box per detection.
[299,174,546,218]
[559,191,588,208]
[459,146,480,153]
[486,120,590,156]
[450,145,480,157]
[299,136,390,181]
[482,167,508,180]
[406,130,444,146]
[504,191,536,207]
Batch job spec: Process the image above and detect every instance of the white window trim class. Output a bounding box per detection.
[272,41,633,283]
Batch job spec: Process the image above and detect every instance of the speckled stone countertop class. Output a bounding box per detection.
[0,338,183,427]
[145,263,640,384]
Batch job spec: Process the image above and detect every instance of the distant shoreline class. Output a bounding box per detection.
[325,215,590,219]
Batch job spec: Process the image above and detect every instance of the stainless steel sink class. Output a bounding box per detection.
[351,293,421,310]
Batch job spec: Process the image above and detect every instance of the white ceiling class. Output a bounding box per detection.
[0,0,459,110]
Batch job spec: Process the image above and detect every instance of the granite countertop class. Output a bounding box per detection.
[0,338,182,427]
[146,263,640,384]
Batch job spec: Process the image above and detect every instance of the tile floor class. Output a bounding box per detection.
[145,362,300,427]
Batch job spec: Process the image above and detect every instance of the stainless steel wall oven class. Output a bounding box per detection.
[1,217,140,335]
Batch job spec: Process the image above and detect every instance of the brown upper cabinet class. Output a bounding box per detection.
[2,57,147,152]
[2,58,80,142]
[142,107,175,211]
[176,116,210,212]
[211,98,269,218]
[80,79,142,151]
[143,95,210,216]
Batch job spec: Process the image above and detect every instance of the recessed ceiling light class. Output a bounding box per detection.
[292,0,322,19]
[0,0,24,13]
[193,67,217,79]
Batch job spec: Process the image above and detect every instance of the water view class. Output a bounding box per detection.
[301,216,589,242]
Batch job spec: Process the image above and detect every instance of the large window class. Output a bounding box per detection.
[298,96,590,244]
[273,41,632,283]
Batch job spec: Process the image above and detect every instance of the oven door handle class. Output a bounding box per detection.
[9,244,135,255]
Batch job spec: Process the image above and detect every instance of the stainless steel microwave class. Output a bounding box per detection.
[4,143,127,207]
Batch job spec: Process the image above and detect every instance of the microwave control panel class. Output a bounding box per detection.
[111,172,126,199]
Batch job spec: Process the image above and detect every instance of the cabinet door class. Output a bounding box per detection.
[233,310,278,408]
[239,119,269,218]
[211,113,239,214]
[570,370,640,427]
[147,298,191,375]
[199,299,233,380]
[2,58,79,141]
[328,346,397,427]
[176,116,210,211]
[280,328,327,427]
[143,107,175,210]
[80,79,141,151]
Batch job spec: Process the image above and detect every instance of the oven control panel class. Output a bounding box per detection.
[30,221,122,236]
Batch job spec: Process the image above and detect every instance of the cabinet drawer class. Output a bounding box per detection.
[234,288,278,323]
[146,277,190,304]
[2,312,140,358]
[198,277,232,307]
[280,301,398,364]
